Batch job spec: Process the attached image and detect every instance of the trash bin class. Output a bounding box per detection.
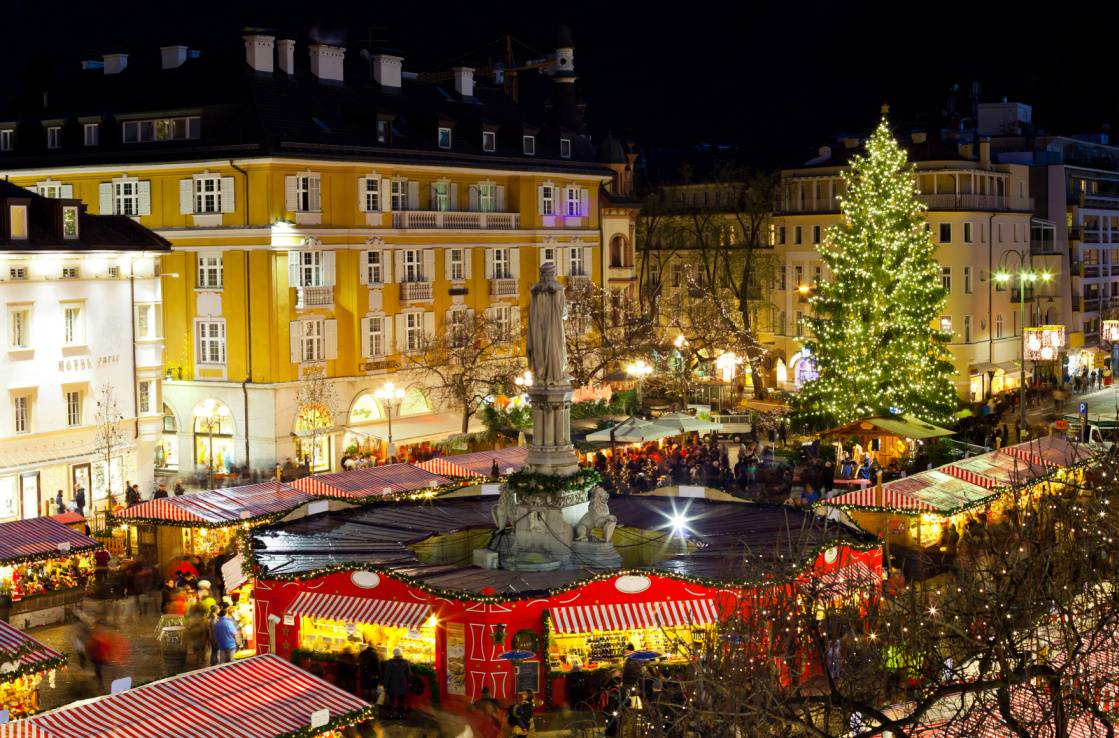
[156,614,186,672]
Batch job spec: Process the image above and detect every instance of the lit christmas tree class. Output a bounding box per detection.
[793,113,958,430]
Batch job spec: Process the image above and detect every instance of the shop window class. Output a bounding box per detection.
[398,387,431,417]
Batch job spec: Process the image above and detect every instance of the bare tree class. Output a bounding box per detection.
[564,279,656,388]
[293,366,338,474]
[92,382,125,509]
[404,310,524,435]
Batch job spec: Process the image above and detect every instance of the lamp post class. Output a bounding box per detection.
[994,261,1052,433]
[673,335,689,411]
[192,399,230,491]
[374,382,406,461]
[626,359,653,413]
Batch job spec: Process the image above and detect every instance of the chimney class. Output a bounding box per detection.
[373,54,403,89]
[452,66,474,98]
[309,44,345,83]
[161,45,189,70]
[103,53,128,75]
[243,34,275,73]
[277,39,295,75]
[979,137,991,168]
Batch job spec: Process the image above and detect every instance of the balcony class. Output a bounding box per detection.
[400,281,434,303]
[917,194,1034,212]
[392,210,521,230]
[296,285,333,309]
[489,278,519,298]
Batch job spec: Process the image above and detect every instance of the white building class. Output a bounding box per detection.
[0,182,169,519]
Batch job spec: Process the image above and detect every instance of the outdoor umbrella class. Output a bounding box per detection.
[586,417,675,444]
[651,412,719,435]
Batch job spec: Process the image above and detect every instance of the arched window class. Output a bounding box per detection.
[398,387,431,417]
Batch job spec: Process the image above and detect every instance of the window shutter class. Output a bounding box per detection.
[357,177,368,212]
[137,181,152,216]
[380,179,391,212]
[323,251,336,286]
[583,246,593,277]
[324,319,338,360]
[289,321,301,364]
[394,315,407,353]
[394,250,405,282]
[99,183,114,214]
[179,179,194,215]
[422,249,435,282]
[537,185,545,214]
[220,177,235,213]
[510,248,521,279]
[484,248,495,280]
[407,181,419,210]
[284,176,298,211]
[449,183,459,210]
[423,311,435,340]
[358,251,369,285]
[444,249,453,280]
[360,317,371,358]
[469,186,479,212]
[556,247,568,276]
[382,250,394,283]
[287,251,301,288]
[60,184,73,199]
[496,185,506,211]
[463,247,473,279]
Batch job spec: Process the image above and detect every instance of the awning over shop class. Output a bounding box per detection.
[286,591,432,630]
[0,517,100,565]
[415,457,484,479]
[821,415,954,441]
[115,482,312,526]
[0,619,65,677]
[4,653,371,738]
[291,463,450,499]
[550,599,720,634]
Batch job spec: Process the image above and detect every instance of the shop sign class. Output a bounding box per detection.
[511,629,539,654]
[615,575,652,594]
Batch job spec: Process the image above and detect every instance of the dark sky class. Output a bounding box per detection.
[4,1,1119,170]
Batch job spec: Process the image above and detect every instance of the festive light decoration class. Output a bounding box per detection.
[793,114,958,430]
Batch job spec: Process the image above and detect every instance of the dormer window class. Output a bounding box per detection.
[46,126,62,150]
[482,131,496,152]
[9,206,27,240]
[560,138,572,159]
[523,135,536,156]
[437,127,452,150]
[62,206,79,239]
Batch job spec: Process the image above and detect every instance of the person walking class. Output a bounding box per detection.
[212,607,241,663]
[382,647,412,718]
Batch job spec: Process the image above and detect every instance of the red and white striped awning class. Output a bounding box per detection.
[291,464,451,499]
[2,653,370,738]
[0,619,63,672]
[287,591,432,630]
[550,599,720,634]
[416,457,484,479]
[115,483,311,526]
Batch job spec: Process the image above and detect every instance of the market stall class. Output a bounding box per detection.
[821,414,954,470]
[0,620,65,720]
[0,518,100,629]
[290,463,451,501]
[1,653,373,738]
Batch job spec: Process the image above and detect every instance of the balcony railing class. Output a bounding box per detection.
[296,285,333,309]
[400,281,434,302]
[392,210,521,230]
[489,278,519,298]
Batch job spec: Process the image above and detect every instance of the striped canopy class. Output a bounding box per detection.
[825,469,993,514]
[115,483,311,526]
[287,591,431,630]
[0,517,100,565]
[415,457,484,479]
[1,654,371,738]
[0,619,64,676]
[291,463,451,499]
[550,599,720,634]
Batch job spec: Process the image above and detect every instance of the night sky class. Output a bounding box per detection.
[4,1,1119,172]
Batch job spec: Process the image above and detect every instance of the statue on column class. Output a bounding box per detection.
[526,262,568,386]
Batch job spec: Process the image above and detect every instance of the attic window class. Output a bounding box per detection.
[523,135,535,156]
[560,138,572,159]
[482,131,495,152]
[438,127,452,150]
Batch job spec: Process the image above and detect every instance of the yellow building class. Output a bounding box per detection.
[0,29,635,480]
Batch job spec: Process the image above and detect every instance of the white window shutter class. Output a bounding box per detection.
[60,184,73,199]
[407,181,419,210]
[422,249,435,282]
[357,177,368,212]
[484,248,495,280]
[496,185,506,211]
[557,247,568,276]
[179,179,194,215]
[423,311,435,340]
[469,186,479,212]
[583,246,593,277]
[395,315,407,353]
[380,179,391,211]
[323,251,336,286]
[580,188,589,217]
[360,317,371,358]
[284,176,298,211]
[137,181,152,216]
[463,247,473,279]
[382,250,395,283]
[289,321,301,363]
[288,251,301,288]
[537,185,545,214]
[324,319,338,360]
[444,249,453,280]
[99,183,114,214]
[358,252,370,285]
[220,177,235,213]
[449,183,459,209]
[394,250,405,282]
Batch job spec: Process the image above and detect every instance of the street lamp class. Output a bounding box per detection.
[626,359,653,412]
[374,382,406,460]
[192,399,230,490]
[994,264,1053,432]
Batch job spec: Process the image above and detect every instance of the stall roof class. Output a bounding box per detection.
[1,654,370,738]
[114,482,312,526]
[0,619,65,681]
[251,495,872,595]
[821,415,955,440]
[0,517,100,565]
[290,463,451,499]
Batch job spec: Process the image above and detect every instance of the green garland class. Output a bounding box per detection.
[504,468,601,499]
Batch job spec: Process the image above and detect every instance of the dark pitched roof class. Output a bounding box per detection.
[249,494,871,596]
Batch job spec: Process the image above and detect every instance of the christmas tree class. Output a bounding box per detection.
[793,114,958,430]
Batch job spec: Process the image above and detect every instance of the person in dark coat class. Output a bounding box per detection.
[358,642,381,701]
[382,647,412,718]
